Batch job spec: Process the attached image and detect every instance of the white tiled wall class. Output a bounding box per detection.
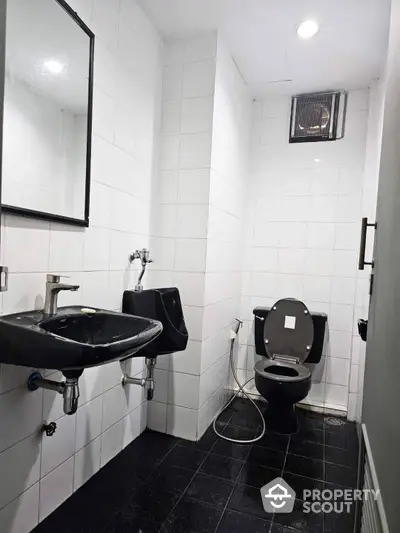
[349,79,385,421]
[147,33,252,439]
[0,4,384,528]
[238,89,372,414]
[147,32,217,441]
[200,35,251,434]
[150,34,377,429]
[0,1,162,531]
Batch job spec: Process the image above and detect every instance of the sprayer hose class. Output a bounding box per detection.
[212,333,266,444]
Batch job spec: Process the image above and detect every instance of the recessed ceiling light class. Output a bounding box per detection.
[297,20,319,39]
[313,158,321,163]
[43,59,65,75]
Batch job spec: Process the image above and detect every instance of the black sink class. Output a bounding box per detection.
[0,306,163,371]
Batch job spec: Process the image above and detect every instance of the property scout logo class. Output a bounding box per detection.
[261,478,295,514]
[261,477,380,515]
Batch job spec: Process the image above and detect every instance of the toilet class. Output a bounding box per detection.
[253,298,327,434]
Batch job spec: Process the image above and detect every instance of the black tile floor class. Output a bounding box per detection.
[33,398,360,533]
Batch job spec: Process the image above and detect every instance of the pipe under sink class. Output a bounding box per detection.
[28,371,82,415]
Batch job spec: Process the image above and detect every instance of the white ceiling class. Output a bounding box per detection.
[138,0,391,96]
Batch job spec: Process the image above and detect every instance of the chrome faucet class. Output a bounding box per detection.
[44,274,80,315]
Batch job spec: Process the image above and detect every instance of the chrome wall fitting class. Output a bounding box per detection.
[28,372,80,415]
[128,248,153,292]
[122,357,157,401]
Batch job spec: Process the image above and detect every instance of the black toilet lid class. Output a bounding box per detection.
[263,298,314,363]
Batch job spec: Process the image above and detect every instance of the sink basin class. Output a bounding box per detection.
[0,306,163,371]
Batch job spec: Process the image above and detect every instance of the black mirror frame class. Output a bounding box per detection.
[1,0,95,228]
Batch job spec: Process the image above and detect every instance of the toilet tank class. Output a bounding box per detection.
[253,306,327,364]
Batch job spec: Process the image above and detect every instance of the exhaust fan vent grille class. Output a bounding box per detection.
[290,91,347,143]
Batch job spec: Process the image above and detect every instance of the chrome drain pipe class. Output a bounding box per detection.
[122,374,147,387]
[28,372,80,415]
[63,378,80,415]
[122,358,157,401]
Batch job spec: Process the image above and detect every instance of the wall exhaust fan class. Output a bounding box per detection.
[289,91,347,143]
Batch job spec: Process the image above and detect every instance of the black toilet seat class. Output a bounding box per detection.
[254,359,311,383]
[262,298,314,362]
[253,298,315,433]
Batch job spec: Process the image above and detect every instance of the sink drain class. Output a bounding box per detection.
[325,417,346,427]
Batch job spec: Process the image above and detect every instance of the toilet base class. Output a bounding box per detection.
[264,402,298,434]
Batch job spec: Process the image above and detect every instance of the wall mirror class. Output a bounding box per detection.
[1,0,94,226]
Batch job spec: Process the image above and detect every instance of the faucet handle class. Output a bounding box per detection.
[46,274,70,283]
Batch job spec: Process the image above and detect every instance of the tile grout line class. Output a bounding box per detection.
[127,435,183,498]
[281,434,292,476]
[158,411,258,533]
[267,433,292,533]
[322,419,327,533]
[323,419,326,485]
[101,434,184,532]
[211,426,254,533]
[156,419,232,533]
[219,424,353,472]
[35,407,360,533]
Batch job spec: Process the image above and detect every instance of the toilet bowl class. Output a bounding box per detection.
[253,298,327,433]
